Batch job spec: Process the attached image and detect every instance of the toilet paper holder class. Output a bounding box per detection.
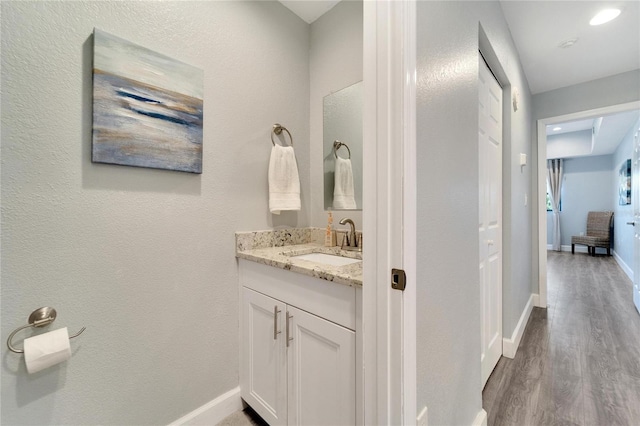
[7,307,86,354]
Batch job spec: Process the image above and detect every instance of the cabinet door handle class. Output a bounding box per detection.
[286,311,293,347]
[273,306,281,340]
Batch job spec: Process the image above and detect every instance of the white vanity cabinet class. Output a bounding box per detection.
[239,259,360,426]
[241,288,288,425]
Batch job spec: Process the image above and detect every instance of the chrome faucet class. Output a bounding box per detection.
[339,218,360,251]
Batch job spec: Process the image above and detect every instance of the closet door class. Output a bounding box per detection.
[241,287,287,425]
[286,306,356,425]
[479,55,503,387]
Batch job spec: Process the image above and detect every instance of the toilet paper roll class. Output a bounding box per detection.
[24,327,71,374]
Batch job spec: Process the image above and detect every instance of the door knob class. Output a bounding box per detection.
[627,222,636,226]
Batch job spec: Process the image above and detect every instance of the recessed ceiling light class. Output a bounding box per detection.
[558,38,578,48]
[553,127,562,131]
[590,9,621,25]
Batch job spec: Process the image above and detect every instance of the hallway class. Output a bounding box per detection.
[483,251,640,425]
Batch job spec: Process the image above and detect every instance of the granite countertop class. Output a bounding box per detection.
[235,228,362,287]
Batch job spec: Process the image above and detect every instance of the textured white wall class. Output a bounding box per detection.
[310,0,363,228]
[415,2,533,424]
[1,2,309,424]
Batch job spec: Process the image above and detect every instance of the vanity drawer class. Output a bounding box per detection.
[238,259,356,330]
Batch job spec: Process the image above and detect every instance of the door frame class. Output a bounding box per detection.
[633,124,640,314]
[363,0,416,424]
[536,100,640,307]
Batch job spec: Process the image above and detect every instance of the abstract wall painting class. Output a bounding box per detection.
[92,29,203,173]
[619,159,631,205]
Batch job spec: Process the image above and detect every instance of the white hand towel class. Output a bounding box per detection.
[269,145,301,214]
[333,156,356,209]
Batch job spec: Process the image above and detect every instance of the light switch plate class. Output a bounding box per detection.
[520,153,527,166]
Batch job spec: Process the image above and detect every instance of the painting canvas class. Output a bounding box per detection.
[619,159,631,205]
[92,29,203,173]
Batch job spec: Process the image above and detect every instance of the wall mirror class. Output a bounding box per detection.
[323,81,363,211]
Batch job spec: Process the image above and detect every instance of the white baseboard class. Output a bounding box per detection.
[472,409,488,426]
[613,250,634,282]
[502,294,534,359]
[532,293,542,308]
[168,387,243,426]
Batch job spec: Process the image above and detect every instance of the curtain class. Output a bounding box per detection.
[547,159,563,251]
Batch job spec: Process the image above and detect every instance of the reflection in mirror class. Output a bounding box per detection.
[323,81,363,210]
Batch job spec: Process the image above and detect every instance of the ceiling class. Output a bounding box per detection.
[546,109,640,158]
[278,0,340,24]
[516,2,640,158]
[500,1,640,95]
[546,118,594,135]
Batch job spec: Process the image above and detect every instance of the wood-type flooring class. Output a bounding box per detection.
[217,406,267,426]
[483,251,640,426]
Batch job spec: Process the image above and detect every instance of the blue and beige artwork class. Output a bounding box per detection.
[92,29,203,173]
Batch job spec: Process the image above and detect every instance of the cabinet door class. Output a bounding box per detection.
[287,306,356,425]
[241,287,287,425]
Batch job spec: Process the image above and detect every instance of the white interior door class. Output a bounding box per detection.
[478,56,503,387]
[632,127,640,314]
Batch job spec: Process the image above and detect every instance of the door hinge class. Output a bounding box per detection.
[391,268,406,291]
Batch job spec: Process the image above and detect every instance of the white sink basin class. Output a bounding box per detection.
[291,252,361,266]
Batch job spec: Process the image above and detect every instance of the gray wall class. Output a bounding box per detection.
[1,2,310,424]
[546,155,614,247]
[547,130,592,159]
[415,2,533,424]
[613,118,640,269]
[533,70,640,120]
[532,69,640,293]
[309,0,363,228]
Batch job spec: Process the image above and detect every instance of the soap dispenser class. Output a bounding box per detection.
[325,211,336,247]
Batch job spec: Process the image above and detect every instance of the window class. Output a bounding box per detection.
[546,192,561,211]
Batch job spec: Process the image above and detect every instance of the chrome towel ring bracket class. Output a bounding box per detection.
[333,140,351,159]
[271,123,293,147]
[7,307,86,354]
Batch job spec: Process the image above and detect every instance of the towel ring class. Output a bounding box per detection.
[271,124,293,147]
[333,140,351,159]
[7,307,86,354]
